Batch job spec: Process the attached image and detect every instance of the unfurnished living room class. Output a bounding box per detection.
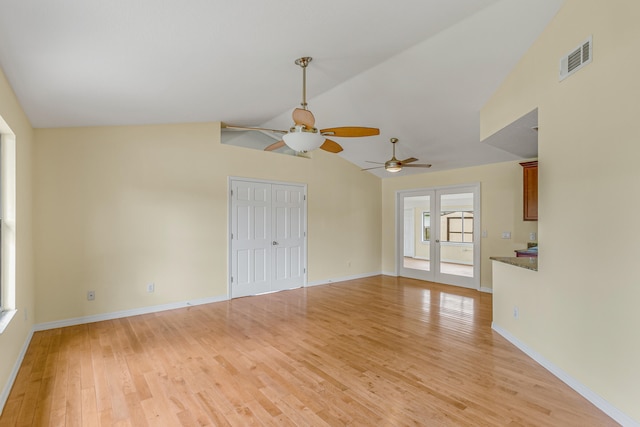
[0,1,638,426]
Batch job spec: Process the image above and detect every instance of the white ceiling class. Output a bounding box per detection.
[0,0,563,177]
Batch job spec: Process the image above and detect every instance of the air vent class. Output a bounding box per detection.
[560,36,592,81]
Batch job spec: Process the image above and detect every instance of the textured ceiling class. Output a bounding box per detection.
[0,0,564,177]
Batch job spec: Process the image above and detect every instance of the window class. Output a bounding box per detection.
[422,212,430,241]
[441,211,473,243]
[0,128,17,334]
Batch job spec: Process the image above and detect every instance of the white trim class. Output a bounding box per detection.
[0,328,33,416]
[306,271,381,287]
[479,287,493,294]
[492,323,638,427]
[0,309,17,334]
[382,271,397,277]
[33,296,227,332]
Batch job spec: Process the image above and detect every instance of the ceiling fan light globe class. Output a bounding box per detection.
[282,130,325,153]
[385,159,402,173]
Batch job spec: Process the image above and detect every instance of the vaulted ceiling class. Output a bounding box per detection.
[0,0,563,177]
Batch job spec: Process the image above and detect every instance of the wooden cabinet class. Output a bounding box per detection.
[520,161,538,221]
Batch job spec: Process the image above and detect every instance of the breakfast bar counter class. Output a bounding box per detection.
[490,256,538,271]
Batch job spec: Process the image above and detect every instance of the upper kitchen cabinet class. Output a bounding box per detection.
[520,161,538,221]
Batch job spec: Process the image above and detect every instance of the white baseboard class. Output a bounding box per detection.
[492,323,638,427]
[33,295,228,332]
[0,328,34,416]
[381,271,397,277]
[306,271,382,287]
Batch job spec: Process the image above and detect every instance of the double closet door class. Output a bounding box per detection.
[230,179,306,298]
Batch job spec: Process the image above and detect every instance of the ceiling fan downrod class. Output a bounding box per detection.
[295,57,312,110]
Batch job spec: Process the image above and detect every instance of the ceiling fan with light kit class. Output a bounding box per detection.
[222,57,380,153]
[362,137,432,173]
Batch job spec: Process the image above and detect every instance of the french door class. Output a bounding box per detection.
[230,179,306,298]
[397,184,480,289]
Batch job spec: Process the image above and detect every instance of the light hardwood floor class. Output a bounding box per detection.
[1,276,618,426]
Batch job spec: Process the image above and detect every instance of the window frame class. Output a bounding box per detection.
[0,128,18,334]
[441,211,474,243]
[421,211,431,242]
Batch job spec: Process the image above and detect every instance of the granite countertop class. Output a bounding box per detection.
[490,256,538,271]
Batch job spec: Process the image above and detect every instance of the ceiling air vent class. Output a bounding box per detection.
[560,36,592,81]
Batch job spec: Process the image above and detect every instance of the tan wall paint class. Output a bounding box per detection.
[381,161,538,289]
[33,123,381,323]
[0,68,35,405]
[484,0,640,421]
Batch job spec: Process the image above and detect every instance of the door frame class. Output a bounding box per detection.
[228,176,308,298]
[395,183,481,290]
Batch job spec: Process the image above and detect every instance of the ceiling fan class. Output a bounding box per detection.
[362,138,432,173]
[222,57,380,153]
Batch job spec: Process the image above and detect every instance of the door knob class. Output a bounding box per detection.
[435,239,440,243]
[272,241,279,245]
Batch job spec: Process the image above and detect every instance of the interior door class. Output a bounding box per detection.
[230,179,306,298]
[397,184,480,289]
[271,184,305,292]
[398,191,433,281]
[433,187,478,289]
[230,181,271,298]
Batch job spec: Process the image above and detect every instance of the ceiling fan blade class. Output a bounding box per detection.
[264,140,286,152]
[403,163,432,168]
[292,108,315,128]
[365,160,385,165]
[222,123,287,134]
[320,127,380,137]
[320,139,343,153]
[361,166,384,171]
[399,157,419,164]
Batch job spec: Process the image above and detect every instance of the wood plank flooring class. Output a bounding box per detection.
[0,276,618,426]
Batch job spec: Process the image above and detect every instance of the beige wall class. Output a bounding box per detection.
[33,124,382,323]
[484,0,640,422]
[0,69,35,405]
[382,161,537,290]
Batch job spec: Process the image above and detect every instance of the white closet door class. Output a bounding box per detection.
[230,180,306,298]
[230,181,271,298]
[271,184,305,292]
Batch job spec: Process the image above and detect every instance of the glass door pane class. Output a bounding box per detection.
[438,192,474,279]
[402,194,431,272]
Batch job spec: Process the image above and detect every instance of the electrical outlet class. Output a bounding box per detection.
[87,291,95,301]
[147,283,155,293]
[482,229,488,238]
[529,232,537,241]
[501,231,511,239]
[513,306,519,319]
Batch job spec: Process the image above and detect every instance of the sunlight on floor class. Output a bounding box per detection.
[403,257,473,277]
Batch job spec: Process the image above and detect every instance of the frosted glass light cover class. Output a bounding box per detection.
[283,131,324,152]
